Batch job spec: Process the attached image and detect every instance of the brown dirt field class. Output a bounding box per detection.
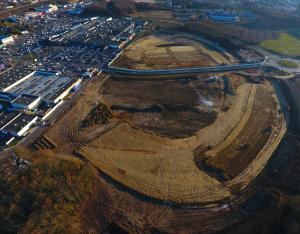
[45,76,119,154]
[101,76,223,138]
[114,34,230,70]
[38,73,285,204]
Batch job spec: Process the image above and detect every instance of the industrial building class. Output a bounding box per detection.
[36,100,64,121]
[7,71,81,104]
[0,110,37,143]
[0,65,35,92]
[0,67,82,147]
[1,66,80,106]
[1,113,38,137]
[0,91,18,101]
[11,94,41,110]
[0,111,20,130]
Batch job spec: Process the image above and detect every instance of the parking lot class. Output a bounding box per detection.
[0,7,145,149]
[4,14,138,75]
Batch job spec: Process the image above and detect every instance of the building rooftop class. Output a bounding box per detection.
[43,78,77,102]
[8,71,76,102]
[0,65,35,91]
[0,111,20,129]
[0,91,17,101]
[3,114,36,135]
[12,94,40,106]
[117,31,132,41]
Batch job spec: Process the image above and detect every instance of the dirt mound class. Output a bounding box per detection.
[82,103,113,128]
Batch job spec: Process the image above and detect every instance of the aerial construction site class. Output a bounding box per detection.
[4,0,300,232]
[28,29,287,232]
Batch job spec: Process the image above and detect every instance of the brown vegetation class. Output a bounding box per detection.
[186,22,279,43]
[84,0,137,16]
[82,103,113,128]
[0,151,95,234]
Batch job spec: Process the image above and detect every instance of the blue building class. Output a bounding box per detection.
[207,12,239,23]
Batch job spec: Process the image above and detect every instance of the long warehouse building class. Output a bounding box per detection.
[0,67,81,104]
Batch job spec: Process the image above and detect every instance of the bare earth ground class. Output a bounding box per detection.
[45,76,120,154]
[40,70,285,204]
[78,77,285,203]
[40,33,285,205]
[204,84,277,180]
[114,33,230,70]
[101,76,223,138]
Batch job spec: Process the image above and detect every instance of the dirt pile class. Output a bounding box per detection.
[82,103,113,128]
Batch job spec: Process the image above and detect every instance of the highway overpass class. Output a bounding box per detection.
[107,62,265,76]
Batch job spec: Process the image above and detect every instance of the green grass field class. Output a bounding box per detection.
[278,60,298,68]
[260,33,300,57]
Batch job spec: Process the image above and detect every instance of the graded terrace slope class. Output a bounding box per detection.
[79,79,285,203]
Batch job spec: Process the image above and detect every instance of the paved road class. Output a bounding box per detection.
[108,62,264,76]
[249,46,300,76]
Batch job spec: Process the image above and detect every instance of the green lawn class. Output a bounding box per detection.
[260,33,300,57]
[278,60,298,68]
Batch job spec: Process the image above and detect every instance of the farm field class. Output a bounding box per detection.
[260,33,300,57]
[278,60,298,68]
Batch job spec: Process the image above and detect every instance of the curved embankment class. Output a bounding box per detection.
[79,81,285,204]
